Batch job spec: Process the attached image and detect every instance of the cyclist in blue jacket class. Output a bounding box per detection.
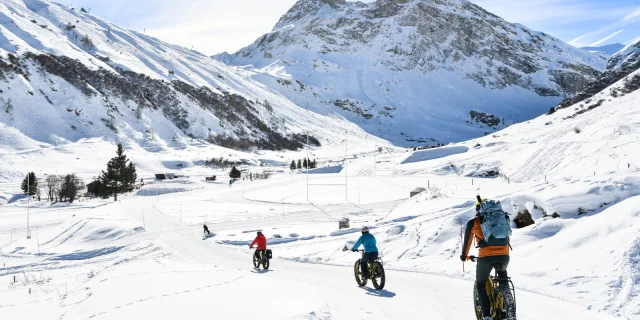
[352,226,378,279]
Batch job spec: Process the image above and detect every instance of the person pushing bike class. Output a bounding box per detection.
[461,197,511,320]
[352,226,378,279]
[250,231,267,261]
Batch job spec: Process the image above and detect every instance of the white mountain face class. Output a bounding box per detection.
[218,0,606,145]
[580,43,625,56]
[0,0,365,153]
[555,39,640,112]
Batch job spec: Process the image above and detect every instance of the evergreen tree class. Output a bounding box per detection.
[290,160,296,171]
[229,166,241,179]
[100,144,137,201]
[21,172,38,196]
[303,158,308,169]
[312,159,317,169]
[60,174,85,203]
[297,159,302,169]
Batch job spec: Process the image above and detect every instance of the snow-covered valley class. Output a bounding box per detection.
[2,76,640,318]
[1,0,640,319]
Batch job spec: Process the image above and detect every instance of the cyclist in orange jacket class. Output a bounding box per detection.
[461,200,510,320]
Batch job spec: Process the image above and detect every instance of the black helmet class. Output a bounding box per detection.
[257,231,262,235]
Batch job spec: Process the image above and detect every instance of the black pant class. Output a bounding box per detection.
[476,255,509,316]
[254,249,266,260]
[360,252,379,278]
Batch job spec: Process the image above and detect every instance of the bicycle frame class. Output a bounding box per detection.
[359,250,383,272]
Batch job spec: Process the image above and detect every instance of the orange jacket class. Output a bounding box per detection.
[462,216,509,258]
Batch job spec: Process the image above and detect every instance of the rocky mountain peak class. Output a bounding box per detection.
[220,0,607,145]
[607,40,640,71]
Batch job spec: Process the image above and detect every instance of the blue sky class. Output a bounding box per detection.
[58,0,640,55]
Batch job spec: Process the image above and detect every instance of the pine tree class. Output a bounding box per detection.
[290,160,296,171]
[21,172,38,196]
[100,144,137,201]
[229,166,241,179]
[297,159,302,169]
[303,159,308,169]
[312,159,317,169]
[60,174,85,203]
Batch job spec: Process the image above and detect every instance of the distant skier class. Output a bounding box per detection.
[203,224,210,237]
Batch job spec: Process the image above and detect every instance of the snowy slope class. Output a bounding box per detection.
[395,60,640,183]
[581,43,625,56]
[555,38,640,114]
[0,0,372,155]
[0,180,626,319]
[232,55,640,318]
[219,0,605,145]
[1,1,639,319]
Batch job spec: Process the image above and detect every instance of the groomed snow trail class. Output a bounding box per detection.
[85,183,620,320]
[0,173,631,319]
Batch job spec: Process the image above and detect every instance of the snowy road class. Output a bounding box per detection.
[84,184,620,320]
[0,173,631,319]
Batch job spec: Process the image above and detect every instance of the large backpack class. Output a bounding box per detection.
[477,199,512,247]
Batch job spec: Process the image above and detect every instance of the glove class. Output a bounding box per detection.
[249,246,253,249]
[460,255,467,262]
[352,249,357,252]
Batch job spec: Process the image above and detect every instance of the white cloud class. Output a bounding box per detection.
[589,29,625,47]
[568,33,589,46]
[621,7,640,23]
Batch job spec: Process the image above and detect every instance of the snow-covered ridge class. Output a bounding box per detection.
[580,43,625,56]
[555,38,640,112]
[219,0,606,145]
[0,0,370,154]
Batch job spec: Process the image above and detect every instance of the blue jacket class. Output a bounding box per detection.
[352,232,378,253]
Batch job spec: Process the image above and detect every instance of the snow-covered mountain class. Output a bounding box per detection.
[0,0,368,154]
[218,0,606,145]
[581,43,625,56]
[555,39,640,112]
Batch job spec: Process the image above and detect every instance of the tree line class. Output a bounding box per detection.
[21,172,85,203]
[20,144,138,203]
[290,158,317,170]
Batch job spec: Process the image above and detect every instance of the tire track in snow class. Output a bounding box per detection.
[84,275,246,319]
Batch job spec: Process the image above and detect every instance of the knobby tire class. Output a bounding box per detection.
[498,283,517,320]
[354,260,367,287]
[371,261,386,290]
